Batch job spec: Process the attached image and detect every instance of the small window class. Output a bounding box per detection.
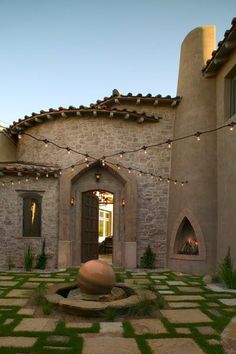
[230,75,236,117]
[23,194,41,237]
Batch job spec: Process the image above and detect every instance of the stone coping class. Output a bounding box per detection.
[45,282,157,316]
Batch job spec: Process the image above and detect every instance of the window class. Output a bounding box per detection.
[22,194,42,237]
[230,74,236,117]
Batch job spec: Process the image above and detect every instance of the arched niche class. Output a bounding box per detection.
[169,209,206,261]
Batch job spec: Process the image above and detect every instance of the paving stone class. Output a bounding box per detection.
[56,273,71,276]
[6,289,33,298]
[39,274,52,277]
[150,275,167,279]
[131,272,147,276]
[0,276,14,280]
[134,279,151,284]
[100,322,123,334]
[21,282,40,288]
[0,298,28,306]
[221,317,236,354]
[0,281,18,287]
[160,309,212,323]
[165,295,204,301]
[66,322,93,329]
[14,318,57,332]
[207,284,236,293]
[206,302,219,307]
[168,302,199,308]
[18,308,35,316]
[130,318,167,334]
[175,327,191,334]
[177,287,204,293]
[196,326,217,335]
[207,308,221,317]
[159,290,175,294]
[3,318,14,325]
[44,346,71,350]
[0,337,37,348]
[166,281,186,286]
[219,298,236,306]
[207,339,220,345]
[82,335,140,354]
[47,335,70,343]
[28,277,62,282]
[155,285,170,290]
[148,338,204,354]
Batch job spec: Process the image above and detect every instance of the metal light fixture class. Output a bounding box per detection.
[95,172,101,182]
[121,198,126,207]
[70,197,75,206]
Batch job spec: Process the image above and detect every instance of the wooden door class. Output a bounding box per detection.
[81,191,99,262]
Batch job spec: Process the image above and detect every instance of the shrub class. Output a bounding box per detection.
[219,247,236,289]
[101,307,118,321]
[35,239,47,270]
[7,256,15,270]
[140,245,156,269]
[24,245,34,271]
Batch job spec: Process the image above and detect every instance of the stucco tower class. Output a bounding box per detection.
[168,26,217,274]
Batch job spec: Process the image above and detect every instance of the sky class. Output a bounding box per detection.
[0,0,235,127]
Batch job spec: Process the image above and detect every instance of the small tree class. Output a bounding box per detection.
[24,245,34,271]
[140,245,156,269]
[35,239,48,270]
[219,247,236,289]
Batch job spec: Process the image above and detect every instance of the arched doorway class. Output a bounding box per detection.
[57,161,137,269]
[81,190,114,264]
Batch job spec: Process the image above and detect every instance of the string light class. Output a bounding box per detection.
[228,122,235,131]
[71,165,75,172]
[117,164,121,170]
[101,157,106,166]
[195,132,202,141]
[43,139,49,147]
[166,139,172,149]
[128,168,132,174]
[18,133,22,139]
[119,151,124,158]
[86,162,90,167]
[84,154,89,162]
[66,147,71,154]
[46,173,49,178]
[142,146,147,154]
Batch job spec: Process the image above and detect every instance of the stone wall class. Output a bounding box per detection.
[16,107,175,267]
[0,176,59,269]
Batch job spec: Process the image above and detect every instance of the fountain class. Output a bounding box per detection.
[45,260,157,317]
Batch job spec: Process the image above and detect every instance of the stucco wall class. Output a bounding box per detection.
[216,50,236,264]
[15,108,175,267]
[0,176,59,269]
[0,131,17,162]
[167,26,218,274]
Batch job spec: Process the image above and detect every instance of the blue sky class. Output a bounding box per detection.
[0,0,235,126]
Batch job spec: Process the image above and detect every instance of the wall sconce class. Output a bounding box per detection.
[70,197,75,206]
[95,172,101,182]
[121,198,126,207]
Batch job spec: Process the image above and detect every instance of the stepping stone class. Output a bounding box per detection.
[14,318,57,332]
[56,273,71,276]
[0,276,14,280]
[155,285,170,290]
[18,308,35,316]
[3,318,14,325]
[207,309,221,317]
[82,335,140,354]
[165,295,204,301]
[175,327,191,334]
[148,338,204,354]
[177,287,204,293]
[66,322,93,329]
[6,289,33,298]
[150,275,167,279]
[0,336,37,348]
[166,281,186,286]
[39,274,52,277]
[134,279,151,284]
[207,284,236,293]
[219,298,236,306]
[207,339,220,345]
[169,302,199,308]
[21,282,40,288]
[206,302,219,307]
[160,309,212,323]
[130,318,167,334]
[28,277,62,282]
[196,326,217,335]
[0,299,28,307]
[100,322,123,334]
[158,290,175,294]
[44,346,71,350]
[131,272,147,276]
[47,335,70,344]
[0,281,18,287]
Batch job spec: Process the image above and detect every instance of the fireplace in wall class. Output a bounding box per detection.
[174,217,199,256]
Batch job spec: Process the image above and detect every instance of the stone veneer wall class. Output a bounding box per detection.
[16,107,175,267]
[0,176,59,269]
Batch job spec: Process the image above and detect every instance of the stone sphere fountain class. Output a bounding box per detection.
[45,260,157,317]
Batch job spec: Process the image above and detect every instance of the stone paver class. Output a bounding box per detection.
[168,302,199,308]
[219,298,236,306]
[155,285,169,290]
[0,337,37,348]
[3,318,14,325]
[221,317,236,354]
[175,327,191,334]
[21,282,40,288]
[165,295,204,301]
[28,277,62,282]
[148,338,204,354]
[47,335,70,343]
[196,326,217,335]
[0,276,14,280]
[177,287,204,293]
[6,289,33,298]
[82,335,140,354]
[160,309,212,323]
[14,318,57,332]
[66,322,93,329]
[158,290,175,294]
[0,298,28,306]
[17,308,36,316]
[130,318,167,334]
[150,275,167,279]
[0,281,18,287]
[100,322,123,334]
[166,281,186,286]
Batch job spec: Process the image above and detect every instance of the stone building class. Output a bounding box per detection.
[0,19,236,274]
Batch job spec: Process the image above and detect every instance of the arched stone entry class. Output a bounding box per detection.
[57,161,137,269]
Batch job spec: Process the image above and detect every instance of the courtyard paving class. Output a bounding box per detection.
[0,269,235,353]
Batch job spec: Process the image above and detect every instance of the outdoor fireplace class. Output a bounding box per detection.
[174,217,199,255]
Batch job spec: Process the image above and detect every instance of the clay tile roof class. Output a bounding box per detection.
[94,89,181,107]
[202,17,236,77]
[0,161,60,177]
[7,105,162,139]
